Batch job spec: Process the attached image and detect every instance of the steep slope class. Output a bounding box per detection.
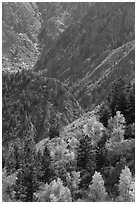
[36,2,92,49]
[71,41,135,109]
[34,2,135,109]
[2,2,41,71]
[2,70,82,145]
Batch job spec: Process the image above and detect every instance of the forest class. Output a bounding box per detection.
[2,2,135,202]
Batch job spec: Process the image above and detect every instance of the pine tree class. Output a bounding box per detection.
[66,171,81,201]
[5,139,22,174]
[37,146,54,183]
[125,83,135,125]
[107,78,135,126]
[107,78,127,117]
[15,119,39,202]
[88,171,108,202]
[77,135,89,170]
[99,104,112,127]
[77,135,96,189]
[77,135,95,172]
[95,131,109,171]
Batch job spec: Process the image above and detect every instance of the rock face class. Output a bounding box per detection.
[2,2,41,71]
[2,70,82,144]
[34,2,135,109]
[36,2,92,49]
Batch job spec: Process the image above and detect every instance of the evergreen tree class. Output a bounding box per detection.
[66,171,81,201]
[99,104,112,127]
[77,135,95,172]
[15,119,39,202]
[77,135,96,189]
[5,139,22,174]
[107,78,135,126]
[37,146,54,183]
[107,78,127,117]
[125,83,135,125]
[95,131,109,171]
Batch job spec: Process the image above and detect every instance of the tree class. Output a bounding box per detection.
[83,116,104,147]
[124,123,135,139]
[14,119,39,202]
[5,139,22,174]
[36,178,72,202]
[2,170,17,201]
[95,131,109,171]
[36,146,55,183]
[77,135,95,172]
[99,104,112,127]
[107,111,125,146]
[66,171,81,200]
[107,78,127,117]
[125,83,135,125]
[118,166,135,202]
[50,178,72,202]
[107,78,135,126]
[77,135,96,189]
[88,171,108,201]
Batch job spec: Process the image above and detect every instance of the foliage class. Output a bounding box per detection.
[14,120,39,202]
[34,2,135,112]
[95,131,109,171]
[66,171,81,200]
[99,103,112,127]
[48,137,76,184]
[124,123,135,139]
[2,170,17,201]
[107,78,135,126]
[118,166,135,202]
[36,178,72,202]
[106,111,125,146]
[77,135,95,172]
[83,116,105,147]
[88,171,108,201]
[5,138,23,174]
[76,135,96,189]
[36,146,55,183]
[2,70,82,144]
[77,116,105,188]
[2,2,135,202]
